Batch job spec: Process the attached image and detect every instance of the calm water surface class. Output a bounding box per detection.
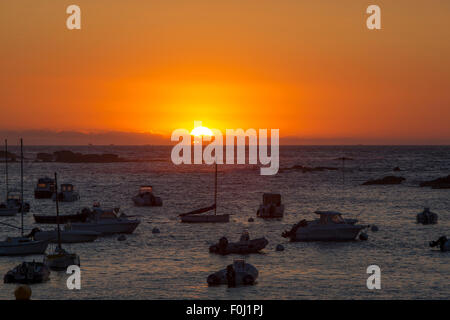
[0,146,449,299]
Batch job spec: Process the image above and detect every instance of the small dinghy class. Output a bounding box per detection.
[430,236,449,252]
[207,260,258,286]
[209,230,268,255]
[52,184,80,202]
[4,261,50,284]
[132,186,162,207]
[257,193,284,218]
[417,208,438,224]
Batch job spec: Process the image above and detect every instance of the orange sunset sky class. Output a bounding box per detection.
[0,0,449,144]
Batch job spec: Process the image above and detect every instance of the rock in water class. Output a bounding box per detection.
[362,176,405,185]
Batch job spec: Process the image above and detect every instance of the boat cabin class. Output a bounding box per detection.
[139,186,153,194]
[60,184,74,192]
[36,177,55,188]
[262,193,281,206]
[315,211,346,224]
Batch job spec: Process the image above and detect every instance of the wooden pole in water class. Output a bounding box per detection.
[4,139,8,199]
[214,162,217,215]
[54,172,61,250]
[20,139,24,237]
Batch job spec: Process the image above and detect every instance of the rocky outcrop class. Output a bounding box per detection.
[419,175,450,189]
[279,165,338,173]
[362,176,405,185]
[35,150,128,163]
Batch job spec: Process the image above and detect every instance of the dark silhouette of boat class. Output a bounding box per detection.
[33,208,89,224]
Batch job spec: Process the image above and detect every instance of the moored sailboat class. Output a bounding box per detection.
[179,163,229,223]
[44,173,80,270]
[0,139,48,256]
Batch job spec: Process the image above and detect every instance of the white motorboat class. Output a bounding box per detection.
[180,163,229,223]
[282,210,367,241]
[52,184,80,202]
[0,139,49,256]
[30,228,99,243]
[132,186,162,206]
[257,193,284,218]
[0,237,48,256]
[66,204,140,235]
[207,260,259,286]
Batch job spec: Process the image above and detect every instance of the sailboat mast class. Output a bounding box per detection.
[4,139,8,200]
[214,162,217,215]
[20,139,24,237]
[54,172,61,250]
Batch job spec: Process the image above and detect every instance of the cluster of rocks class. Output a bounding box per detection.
[36,150,128,163]
[362,176,406,185]
[0,150,17,161]
[419,175,450,189]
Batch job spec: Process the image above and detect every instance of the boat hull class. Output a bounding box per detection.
[34,230,99,243]
[291,225,364,242]
[181,214,229,223]
[34,190,54,199]
[33,213,88,224]
[45,253,80,270]
[0,208,17,216]
[68,220,140,235]
[0,239,48,256]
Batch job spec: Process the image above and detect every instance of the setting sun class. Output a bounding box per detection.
[190,126,213,137]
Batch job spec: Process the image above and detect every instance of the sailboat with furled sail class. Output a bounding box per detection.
[180,163,230,223]
[44,173,80,270]
[0,139,48,255]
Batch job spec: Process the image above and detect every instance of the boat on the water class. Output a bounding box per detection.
[207,260,258,286]
[417,208,438,224]
[180,163,229,223]
[0,141,30,216]
[4,261,50,284]
[132,186,162,206]
[0,139,49,256]
[0,237,49,256]
[257,193,284,218]
[66,203,140,235]
[33,208,90,224]
[34,177,56,199]
[282,210,367,241]
[430,236,449,252]
[29,228,99,243]
[52,183,80,202]
[209,230,268,255]
[44,173,81,271]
